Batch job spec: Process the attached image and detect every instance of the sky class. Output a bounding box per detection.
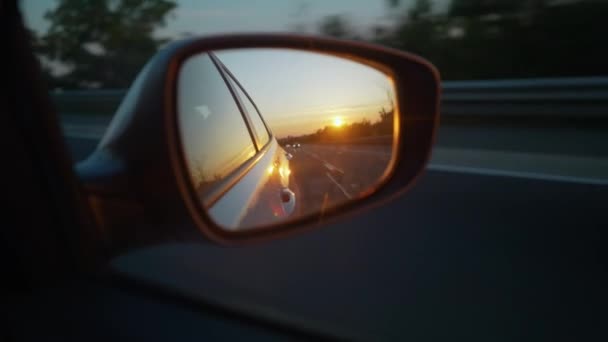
[216,49,395,137]
[20,0,404,138]
[20,0,449,38]
[20,0,447,137]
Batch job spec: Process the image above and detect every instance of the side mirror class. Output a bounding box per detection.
[78,34,440,245]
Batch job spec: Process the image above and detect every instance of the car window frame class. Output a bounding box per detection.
[213,57,273,150]
[225,72,271,149]
[200,53,275,208]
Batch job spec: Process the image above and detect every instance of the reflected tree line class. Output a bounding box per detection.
[279,107,394,145]
[30,0,608,90]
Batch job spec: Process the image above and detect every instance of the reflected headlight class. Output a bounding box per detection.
[279,166,291,178]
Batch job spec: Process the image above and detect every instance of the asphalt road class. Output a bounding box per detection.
[285,144,391,218]
[63,117,608,226]
[437,123,608,157]
[61,117,608,339]
[66,130,608,228]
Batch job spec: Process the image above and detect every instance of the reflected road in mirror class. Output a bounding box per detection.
[177,48,396,231]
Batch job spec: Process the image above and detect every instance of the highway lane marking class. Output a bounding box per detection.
[430,147,608,185]
[428,163,608,186]
[302,149,346,174]
[326,172,353,199]
[323,162,345,175]
[305,144,392,157]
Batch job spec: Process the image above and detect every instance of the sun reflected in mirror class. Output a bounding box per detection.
[178,48,397,231]
[332,116,345,128]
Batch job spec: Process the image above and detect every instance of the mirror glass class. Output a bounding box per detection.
[177,48,397,231]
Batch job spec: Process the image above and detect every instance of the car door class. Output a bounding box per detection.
[178,52,294,230]
[211,55,296,229]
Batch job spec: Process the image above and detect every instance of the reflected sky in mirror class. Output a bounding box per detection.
[216,49,394,138]
[179,48,397,230]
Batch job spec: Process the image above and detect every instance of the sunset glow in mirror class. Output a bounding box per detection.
[215,49,395,140]
[178,48,397,231]
[332,117,345,127]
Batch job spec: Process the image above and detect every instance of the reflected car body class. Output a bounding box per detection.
[203,54,296,229]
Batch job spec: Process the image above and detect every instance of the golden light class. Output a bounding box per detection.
[279,166,291,178]
[332,117,344,127]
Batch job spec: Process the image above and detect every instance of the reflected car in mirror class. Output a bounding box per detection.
[177,52,297,229]
[177,49,398,231]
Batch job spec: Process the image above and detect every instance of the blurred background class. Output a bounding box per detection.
[16,2,606,337]
[21,0,608,90]
[19,0,608,183]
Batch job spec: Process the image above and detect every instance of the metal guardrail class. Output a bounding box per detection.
[442,77,608,118]
[52,77,608,119]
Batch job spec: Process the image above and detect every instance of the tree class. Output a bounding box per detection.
[41,0,176,89]
[408,0,433,20]
[318,15,356,39]
[449,0,524,17]
[384,0,440,57]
